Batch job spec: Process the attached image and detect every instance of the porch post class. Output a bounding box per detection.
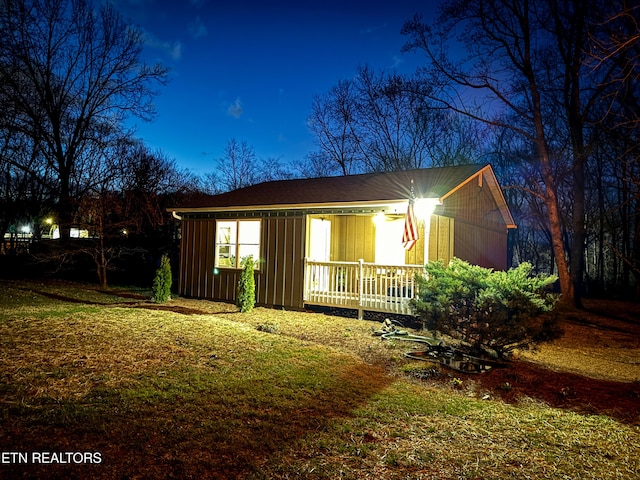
[303,257,308,302]
[357,258,364,320]
[423,216,431,266]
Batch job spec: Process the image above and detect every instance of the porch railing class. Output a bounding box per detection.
[303,258,424,318]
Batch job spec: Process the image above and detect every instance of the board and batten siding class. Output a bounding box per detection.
[330,214,376,263]
[437,172,510,270]
[178,215,307,310]
[178,218,216,299]
[259,216,306,309]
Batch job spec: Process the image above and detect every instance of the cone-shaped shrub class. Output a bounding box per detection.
[237,256,256,313]
[152,254,172,303]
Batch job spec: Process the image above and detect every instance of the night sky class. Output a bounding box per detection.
[110,0,437,175]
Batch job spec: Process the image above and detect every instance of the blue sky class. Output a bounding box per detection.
[111,0,438,176]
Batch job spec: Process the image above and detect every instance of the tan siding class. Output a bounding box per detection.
[454,220,507,270]
[263,217,278,304]
[332,215,375,262]
[428,215,454,264]
[179,216,305,309]
[178,219,215,298]
[404,219,426,266]
[196,222,206,298]
[273,218,286,305]
[261,216,306,309]
[440,173,507,233]
[435,172,509,270]
[286,216,305,307]
[178,220,191,297]
[203,221,215,298]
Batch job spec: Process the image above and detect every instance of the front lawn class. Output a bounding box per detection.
[1,280,638,479]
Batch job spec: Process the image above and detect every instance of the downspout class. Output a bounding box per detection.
[171,210,183,297]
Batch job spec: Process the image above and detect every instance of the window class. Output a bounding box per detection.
[215,220,261,269]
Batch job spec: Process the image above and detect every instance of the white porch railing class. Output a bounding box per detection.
[303,258,424,318]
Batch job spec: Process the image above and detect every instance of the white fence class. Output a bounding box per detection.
[303,258,424,318]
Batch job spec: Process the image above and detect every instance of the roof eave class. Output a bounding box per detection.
[169,197,443,215]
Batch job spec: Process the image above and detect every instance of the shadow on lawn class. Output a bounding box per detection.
[21,286,220,316]
[1,363,394,479]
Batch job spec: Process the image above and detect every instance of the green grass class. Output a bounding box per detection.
[0,279,638,479]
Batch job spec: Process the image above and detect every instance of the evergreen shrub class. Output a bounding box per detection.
[152,254,172,303]
[412,258,560,358]
[237,256,256,313]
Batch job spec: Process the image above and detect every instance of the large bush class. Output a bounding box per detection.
[412,258,560,358]
[237,256,256,313]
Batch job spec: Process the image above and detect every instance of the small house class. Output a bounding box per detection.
[170,164,516,318]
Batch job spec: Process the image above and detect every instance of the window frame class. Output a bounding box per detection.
[214,219,261,270]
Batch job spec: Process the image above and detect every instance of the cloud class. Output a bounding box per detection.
[188,16,208,39]
[390,55,404,68]
[227,98,244,118]
[143,30,183,60]
[361,23,388,34]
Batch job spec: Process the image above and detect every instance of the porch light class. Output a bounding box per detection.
[373,212,387,225]
[413,198,440,220]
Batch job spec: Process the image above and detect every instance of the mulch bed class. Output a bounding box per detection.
[475,360,640,424]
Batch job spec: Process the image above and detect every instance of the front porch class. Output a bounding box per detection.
[303,259,424,319]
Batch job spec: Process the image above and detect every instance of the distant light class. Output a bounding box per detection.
[45,218,53,225]
[122,229,128,236]
[21,225,30,234]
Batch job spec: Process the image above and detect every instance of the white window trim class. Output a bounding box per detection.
[215,219,261,269]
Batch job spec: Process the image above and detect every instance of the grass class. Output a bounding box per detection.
[0,279,639,479]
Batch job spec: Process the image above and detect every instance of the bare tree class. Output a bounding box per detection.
[204,138,258,193]
[308,79,364,175]
[353,66,432,171]
[589,0,640,131]
[0,0,168,240]
[204,138,292,193]
[74,140,197,288]
[402,0,614,306]
[296,151,342,178]
[308,66,438,174]
[119,142,200,239]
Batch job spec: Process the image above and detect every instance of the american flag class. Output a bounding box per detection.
[402,201,419,251]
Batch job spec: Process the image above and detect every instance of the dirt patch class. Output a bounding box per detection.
[405,298,640,425]
[474,361,640,424]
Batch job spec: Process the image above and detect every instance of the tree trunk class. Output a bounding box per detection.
[57,157,73,241]
[540,157,573,303]
[96,215,108,289]
[532,91,573,303]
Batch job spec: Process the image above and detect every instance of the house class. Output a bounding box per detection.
[170,164,516,318]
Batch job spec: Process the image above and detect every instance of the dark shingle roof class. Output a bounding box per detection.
[177,164,488,210]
